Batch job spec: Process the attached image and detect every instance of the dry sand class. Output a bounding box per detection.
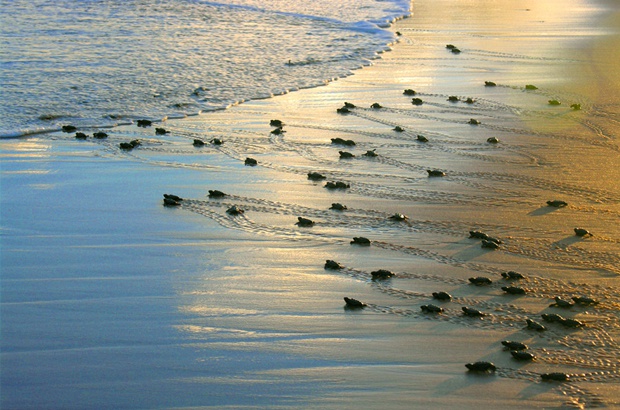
[1,0,619,408]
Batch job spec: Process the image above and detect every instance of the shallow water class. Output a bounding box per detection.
[0,0,409,136]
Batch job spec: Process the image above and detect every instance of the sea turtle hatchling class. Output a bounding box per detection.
[465,361,496,372]
[324,260,344,270]
[296,217,315,227]
[501,271,525,280]
[501,341,528,350]
[526,319,547,331]
[572,296,599,306]
[546,200,568,207]
[502,286,526,295]
[542,313,565,323]
[432,291,452,301]
[469,277,492,286]
[351,237,371,246]
[511,351,535,361]
[427,170,446,177]
[371,269,394,280]
[574,228,592,237]
[330,203,347,211]
[308,172,327,181]
[208,190,226,198]
[550,296,574,308]
[462,306,486,317]
[344,297,366,309]
[420,304,443,313]
[226,205,244,215]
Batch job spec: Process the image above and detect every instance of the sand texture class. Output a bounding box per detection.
[1,0,619,408]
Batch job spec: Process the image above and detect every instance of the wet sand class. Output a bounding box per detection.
[1,0,619,408]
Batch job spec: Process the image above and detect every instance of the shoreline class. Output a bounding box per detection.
[2,0,619,408]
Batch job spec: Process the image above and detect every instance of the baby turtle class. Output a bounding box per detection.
[542,313,565,323]
[462,306,486,317]
[421,304,443,313]
[469,231,489,240]
[371,269,394,280]
[432,291,452,301]
[270,119,284,127]
[416,135,428,142]
[343,102,356,108]
[351,237,371,246]
[193,139,205,146]
[481,240,500,249]
[226,205,244,215]
[163,194,183,202]
[541,373,570,382]
[427,170,446,177]
[511,351,535,361]
[446,44,457,50]
[393,126,405,132]
[325,181,350,190]
[137,119,152,127]
[448,96,460,102]
[296,217,315,227]
[244,157,258,166]
[362,150,378,157]
[550,296,574,308]
[465,98,475,104]
[501,271,525,280]
[574,228,592,237]
[525,84,538,90]
[548,100,561,106]
[572,296,599,306]
[389,213,408,221]
[450,48,461,54]
[546,200,568,207]
[559,318,584,328]
[370,103,383,109]
[155,127,169,135]
[163,197,180,207]
[210,138,223,145]
[338,151,355,159]
[526,319,547,331]
[208,190,226,198]
[119,140,141,150]
[62,125,77,133]
[487,137,499,144]
[344,297,366,309]
[270,127,285,135]
[570,103,581,110]
[465,361,496,373]
[324,260,344,270]
[469,277,492,285]
[331,138,356,146]
[468,119,480,125]
[486,236,502,245]
[502,286,526,295]
[93,131,108,139]
[484,81,497,87]
[75,132,88,140]
[501,341,528,351]
[337,106,351,114]
[403,89,416,96]
[330,203,347,211]
[411,98,424,105]
[307,172,327,181]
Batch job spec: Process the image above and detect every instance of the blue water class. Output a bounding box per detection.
[0,0,410,137]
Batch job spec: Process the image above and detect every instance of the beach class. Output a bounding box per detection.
[1,0,619,408]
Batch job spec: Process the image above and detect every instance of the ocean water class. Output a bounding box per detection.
[0,0,410,137]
